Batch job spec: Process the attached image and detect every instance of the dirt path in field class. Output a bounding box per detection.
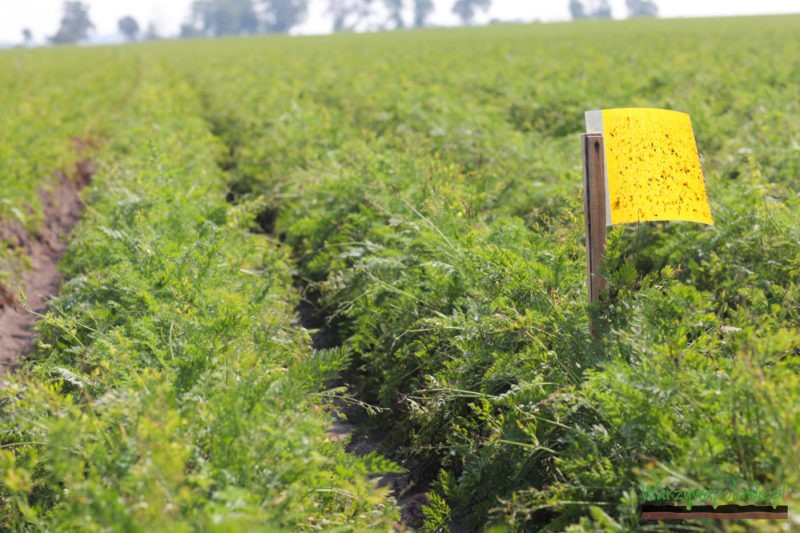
[326,398,430,530]
[295,300,429,530]
[0,146,95,375]
[207,98,431,528]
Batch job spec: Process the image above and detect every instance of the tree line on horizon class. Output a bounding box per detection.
[29,0,659,46]
[179,0,493,37]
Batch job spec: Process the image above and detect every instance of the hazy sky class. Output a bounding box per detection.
[2,0,799,44]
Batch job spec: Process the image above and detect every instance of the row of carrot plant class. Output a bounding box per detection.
[2,14,799,531]
[164,17,800,530]
[1,50,397,530]
[0,47,131,295]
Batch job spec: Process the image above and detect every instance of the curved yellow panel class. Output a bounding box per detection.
[589,108,713,226]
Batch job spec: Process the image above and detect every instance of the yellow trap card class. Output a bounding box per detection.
[585,108,712,226]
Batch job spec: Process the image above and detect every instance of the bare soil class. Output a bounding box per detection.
[327,402,430,530]
[295,298,429,531]
[0,147,95,375]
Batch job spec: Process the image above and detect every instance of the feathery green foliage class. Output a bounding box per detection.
[1,15,799,531]
[0,51,397,530]
[159,18,799,530]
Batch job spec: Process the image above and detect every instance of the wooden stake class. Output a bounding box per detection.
[582,133,607,308]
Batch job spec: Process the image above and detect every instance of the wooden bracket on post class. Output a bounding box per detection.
[582,133,607,315]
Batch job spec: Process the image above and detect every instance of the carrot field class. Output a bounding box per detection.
[1,15,799,531]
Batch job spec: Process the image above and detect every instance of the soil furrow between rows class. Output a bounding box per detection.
[0,151,95,375]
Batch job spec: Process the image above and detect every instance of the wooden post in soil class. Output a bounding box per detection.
[582,133,606,336]
[583,108,714,335]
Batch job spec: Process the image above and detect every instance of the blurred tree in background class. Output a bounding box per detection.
[144,22,161,40]
[626,0,658,17]
[384,0,405,28]
[181,0,306,36]
[50,1,94,44]
[327,0,375,32]
[568,0,586,19]
[569,0,612,20]
[184,0,259,37]
[118,16,141,41]
[263,0,309,32]
[452,0,492,25]
[413,0,434,27]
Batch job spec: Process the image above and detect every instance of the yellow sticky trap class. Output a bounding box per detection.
[585,108,712,226]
